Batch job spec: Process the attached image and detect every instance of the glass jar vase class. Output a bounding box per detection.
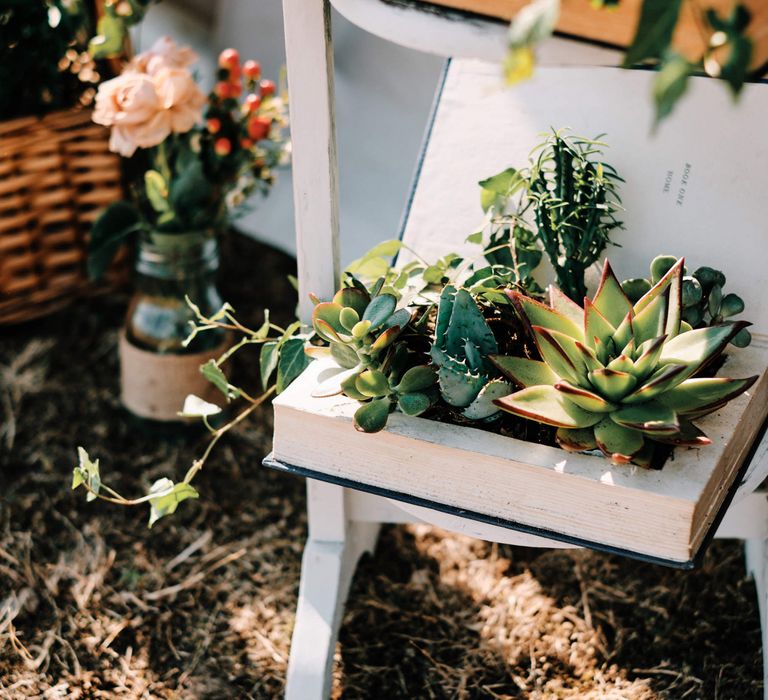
[119,234,229,423]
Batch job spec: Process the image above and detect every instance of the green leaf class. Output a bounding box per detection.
[466,231,484,245]
[144,170,170,213]
[73,447,101,501]
[353,398,392,433]
[588,368,637,402]
[509,291,584,341]
[397,365,438,393]
[610,401,680,435]
[494,385,601,429]
[653,53,693,123]
[592,261,633,327]
[719,293,744,319]
[488,355,560,387]
[361,240,402,259]
[88,201,141,280]
[462,379,512,420]
[201,360,239,400]
[148,479,199,528]
[622,363,687,403]
[169,160,213,222]
[277,337,311,394]
[658,376,757,415]
[260,341,279,389]
[555,381,617,413]
[508,0,560,50]
[330,341,360,369]
[478,167,524,212]
[623,0,683,66]
[594,418,644,462]
[556,427,597,452]
[355,369,390,398]
[89,13,125,59]
[398,392,432,416]
[658,323,746,377]
[333,287,371,316]
[362,294,397,329]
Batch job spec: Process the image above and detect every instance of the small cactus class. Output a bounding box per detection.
[430,285,511,419]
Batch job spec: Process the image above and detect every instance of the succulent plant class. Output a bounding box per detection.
[528,132,624,303]
[430,286,512,420]
[491,259,756,466]
[621,255,751,347]
[311,278,438,433]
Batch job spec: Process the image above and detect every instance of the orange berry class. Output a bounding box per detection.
[240,138,254,149]
[229,81,242,98]
[242,60,261,80]
[214,81,233,99]
[214,137,232,156]
[244,93,261,112]
[218,48,240,69]
[206,117,221,134]
[259,79,276,98]
[247,116,271,141]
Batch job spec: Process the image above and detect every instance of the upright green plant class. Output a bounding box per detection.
[430,286,511,420]
[491,259,756,466]
[527,131,624,303]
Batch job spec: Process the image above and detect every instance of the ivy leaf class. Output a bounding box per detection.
[653,53,693,125]
[260,340,279,390]
[505,0,560,84]
[147,479,199,528]
[178,394,222,418]
[705,5,753,96]
[73,447,101,502]
[478,168,525,213]
[88,201,141,280]
[200,360,240,400]
[623,0,682,66]
[276,337,310,394]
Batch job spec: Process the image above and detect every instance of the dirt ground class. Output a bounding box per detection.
[0,234,762,699]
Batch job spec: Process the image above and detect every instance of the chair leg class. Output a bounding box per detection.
[285,520,380,700]
[745,536,768,698]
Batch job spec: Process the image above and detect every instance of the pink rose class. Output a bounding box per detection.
[152,67,206,134]
[130,36,198,76]
[94,72,171,156]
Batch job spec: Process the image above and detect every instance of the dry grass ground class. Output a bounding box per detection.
[0,234,762,699]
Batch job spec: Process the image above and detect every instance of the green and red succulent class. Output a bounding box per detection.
[491,259,757,466]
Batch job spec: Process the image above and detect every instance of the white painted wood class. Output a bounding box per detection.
[278,0,768,685]
[331,0,621,65]
[717,492,768,539]
[274,346,768,563]
[285,521,379,700]
[745,536,768,697]
[282,0,341,324]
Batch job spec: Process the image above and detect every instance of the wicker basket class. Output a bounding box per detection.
[0,108,126,324]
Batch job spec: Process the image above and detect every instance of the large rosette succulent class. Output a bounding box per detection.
[491,259,757,466]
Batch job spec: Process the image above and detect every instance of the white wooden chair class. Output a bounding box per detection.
[276,2,768,697]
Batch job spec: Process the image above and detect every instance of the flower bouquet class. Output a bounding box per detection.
[88,37,289,421]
